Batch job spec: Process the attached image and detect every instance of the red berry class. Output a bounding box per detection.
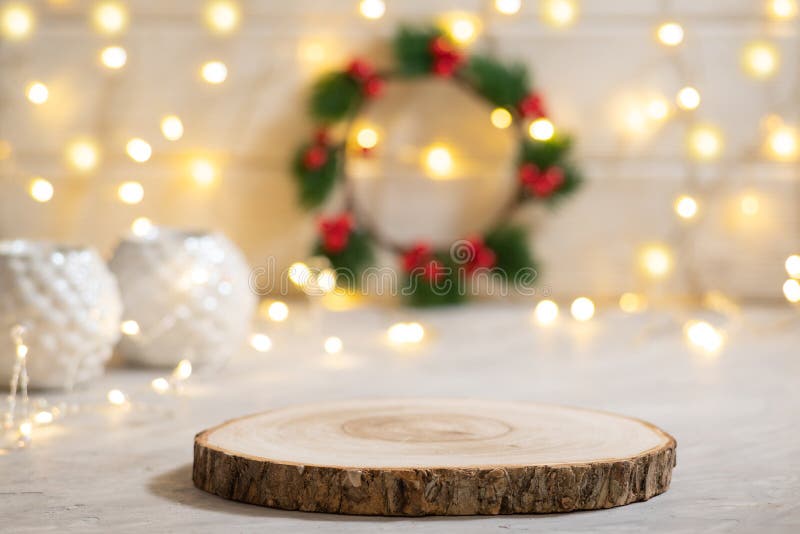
[519,93,547,119]
[519,164,564,198]
[465,237,496,273]
[429,37,452,56]
[347,59,375,82]
[303,145,328,170]
[422,259,446,283]
[319,214,354,254]
[363,76,384,98]
[402,243,432,273]
[433,55,459,77]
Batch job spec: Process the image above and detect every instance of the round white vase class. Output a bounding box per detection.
[109,228,255,369]
[0,240,122,390]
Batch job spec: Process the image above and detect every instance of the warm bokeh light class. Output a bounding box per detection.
[646,97,670,121]
[120,319,140,336]
[534,299,559,326]
[29,177,53,202]
[739,193,760,216]
[784,279,800,302]
[540,0,578,28]
[359,0,385,20]
[26,81,48,105]
[785,255,800,278]
[190,159,216,186]
[160,115,184,141]
[440,13,481,45]
[173,359,193,380]
[107,389,127,405]
[1,3,34,40]
[676,86,701,110]
[324,336,343,354]
[118,181,144,204]
[288,262,311,287]
[687,124,723,160]
[66,138,99,171]
[100,45,127,69]
[151,377,170,394]
[684,320,724,354]
[619,292,647,313]
[356,127,379,149]
[250,333,273,352]
[570,297,595,321]
[639,243,673,279]
[205,1,240,34]
[423,144,454,178]
[131,217,154,237]
[490,107,513,129]
[92,1,127,35]
[126,138,152,163]
[387,322,425,345]
[741,41,779,79]
[264,300,289,322]
[768,0,798,19]
[529,118,555,141]
[201,61,228,84]
[317,269,337,293]
[656,22,684,46]
[34,410,53,424]
[674,195,698,219]
[766,126,798,160]
[495,0,522,15]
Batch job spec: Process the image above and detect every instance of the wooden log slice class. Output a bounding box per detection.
[193,399,676,516]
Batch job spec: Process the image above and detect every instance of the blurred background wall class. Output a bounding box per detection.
[0,0,798,301]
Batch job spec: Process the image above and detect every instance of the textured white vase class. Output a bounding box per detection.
[0,240,122,389]
[109,228,255,368]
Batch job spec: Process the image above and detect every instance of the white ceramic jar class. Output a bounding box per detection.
[109,228,255,369]
[0,240,122,389]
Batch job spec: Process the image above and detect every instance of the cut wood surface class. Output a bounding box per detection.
[193,398,676,516]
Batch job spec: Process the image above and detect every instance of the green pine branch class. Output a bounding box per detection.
[291,143,340,208]
[309,72,363,123]
[460,55,530,109]
[314,229,374,289]
[393,26,443,77]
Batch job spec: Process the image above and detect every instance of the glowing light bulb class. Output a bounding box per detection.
[534,299,559,326]
[684,320,724,354]
[173,359,192,380]
[639,243,673,279]
[34,411,53,424]
[619,292,646,313]
[317,269,337,293]
[266,300,289,322]
[387,322,425,345]
[201,61,228,84]
[288,262,311,287]
[495,0,521,15]
[676,86,701,110]
[687,124,723,160]
[784,279,800,302]
[151,377,170,394]
[160,115,183,141]
[92,2,127,35]
[359,0,385,19]
[785,254,800,278]
[356,127,378,149]
[205,1,239,34]
[570,297,595,321]
[26,82,48,105]
[674,195,698,219]
[767,126,798,160]
[191,159,216,186]
[423,144,454,178]
[646,97,669,121]
[490,107,513,129]
[740,194,760,216]
[66,139,99,171]
[440,12,481,45]
[324,336,343,354]
[529,118,555,141]
[656,22,684,46]
[131,217,154,237]
[126,138,152,163]
[741,41,779,79]
[100,45,127,69]
[250,333,273,352]
[118,181,144,204]
[768,0,797,19]
[540,0,577,28]
[19,420,32,437]
[29,177,53,202]
[120,320,140,336]
[107,389,126,405]
[1,3,34,40]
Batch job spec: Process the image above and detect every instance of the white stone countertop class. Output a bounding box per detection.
[2,303,799,533]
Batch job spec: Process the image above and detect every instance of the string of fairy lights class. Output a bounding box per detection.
[1,1,800,448]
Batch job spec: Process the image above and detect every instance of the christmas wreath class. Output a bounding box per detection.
[291,25,583,306]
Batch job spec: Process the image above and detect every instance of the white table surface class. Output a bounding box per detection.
[2,303,799,533]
